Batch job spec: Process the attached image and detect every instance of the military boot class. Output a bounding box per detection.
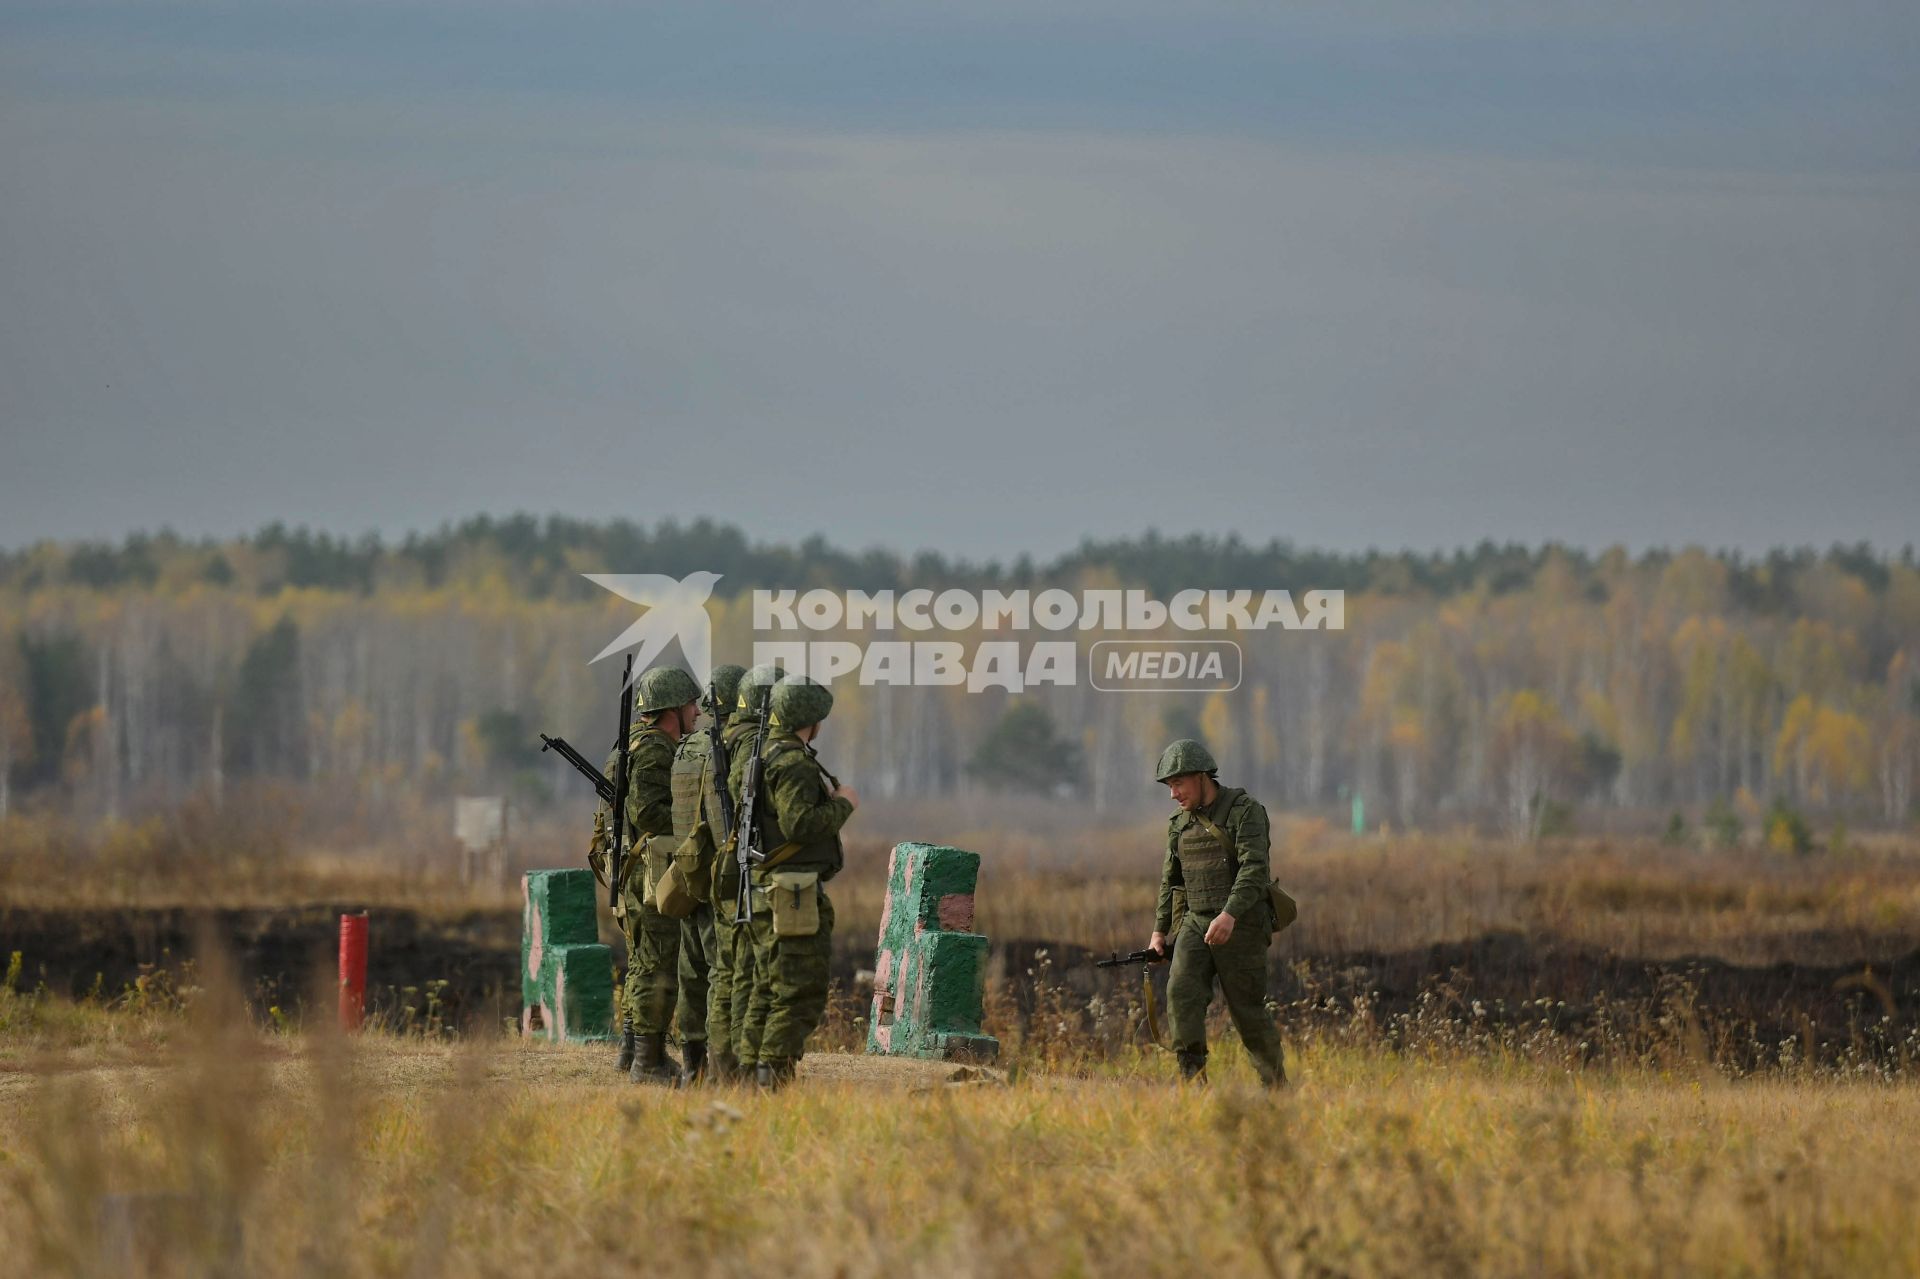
[629,1033,678,1085]
[677,1039,708,1087]
[615,1018,636,1074]
[754,1058,796,1091]
[1176,1050,1209,1083]
[711,1049,742,1084]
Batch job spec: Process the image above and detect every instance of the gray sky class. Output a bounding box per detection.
[2,1,1916,560]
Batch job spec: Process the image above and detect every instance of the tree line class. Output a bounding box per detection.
[7,516,1911,609]
[0,520,1915,838]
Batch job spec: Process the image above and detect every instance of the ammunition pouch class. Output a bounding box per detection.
[623,834,669,913]
[653,862,696,918]
[651,825,713,920]
[768,870,821,937]
[675,819,715,905]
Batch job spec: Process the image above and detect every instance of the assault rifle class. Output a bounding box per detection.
[731,685,773,925]
[704,679,736,848]
[538,733,617,806]
[605,654,636,910]
[1095,945,1174,969]
[539,652,634,908]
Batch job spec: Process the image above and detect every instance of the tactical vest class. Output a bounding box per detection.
[1173,787,1247,918]
[750,739,845,883]
[670,734,711,841]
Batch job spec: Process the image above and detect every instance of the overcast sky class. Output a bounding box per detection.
[2,1,1916,560]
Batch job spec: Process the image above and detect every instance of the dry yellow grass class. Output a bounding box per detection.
[2,1011,1915,1279]
[0,919,1915,1279]
[4,798,1914,1279]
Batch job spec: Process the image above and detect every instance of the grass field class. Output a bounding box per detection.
[3,992,1916,1279]
[3,812,1917,1275]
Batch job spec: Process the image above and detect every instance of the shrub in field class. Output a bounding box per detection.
[1767,797,1815,856]
[1704,797,1743,849]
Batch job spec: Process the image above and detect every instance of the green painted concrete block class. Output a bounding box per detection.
[521,868,613,1042]
[867,842,999,1061]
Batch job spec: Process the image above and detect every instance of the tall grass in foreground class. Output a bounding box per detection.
[2,1019,1916,1278]
[4,945,1920,1279]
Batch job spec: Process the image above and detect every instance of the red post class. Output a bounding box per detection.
[338,912,369,1031]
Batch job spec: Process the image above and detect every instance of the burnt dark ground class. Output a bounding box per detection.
[3,907,1914,1070]
[0,906,525,1032]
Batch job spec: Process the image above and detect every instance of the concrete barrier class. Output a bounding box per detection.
[521,868,613,1042]
[867,842,998,1062]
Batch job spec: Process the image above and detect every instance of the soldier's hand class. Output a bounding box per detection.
[834,783,860,810]
[1204,912,1236,945]
[1148,931,1167,958]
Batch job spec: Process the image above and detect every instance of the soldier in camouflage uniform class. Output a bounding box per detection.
[1148,738,1287,1087]
[665,662,746,1084]
[739,674,857,1090]
[620,665,703,1084]
[720,662,785,1075]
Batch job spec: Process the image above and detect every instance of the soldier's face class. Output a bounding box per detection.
[1166,773,1210,810]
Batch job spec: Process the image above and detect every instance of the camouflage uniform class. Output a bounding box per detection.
[1154,741,1287,1087]
[621,721,680,1069]
[742,676,852,1088]
[616,665,703,1083]
[720,664,785,1073]
[665,663,745,1084]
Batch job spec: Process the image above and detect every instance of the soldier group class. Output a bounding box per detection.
[588,664,1286,1090]
[590,662,856,1091]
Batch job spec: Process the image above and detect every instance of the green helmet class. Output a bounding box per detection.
[636,666,702,715]
[1154,738,1217,782]
[770,674,834,729]
[704,664,747,715]
[733,662,784,717]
